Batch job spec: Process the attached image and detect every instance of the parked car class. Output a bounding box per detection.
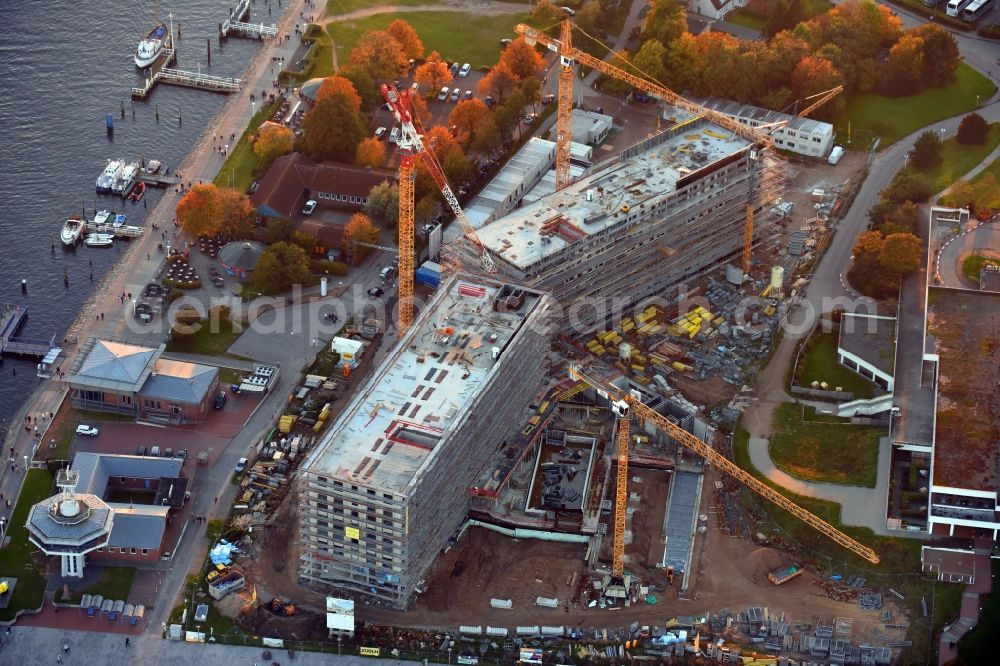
[302,199,317,215]
[379,266,396,281]
[150,446,161,457]
[463,90,474,100]
[247,180,260,194]
[449,62,461,77]
[484,95,496,108]
[449,88,461,102]
[542,94,556,105]
[437,86,450,101]
[175,449,188,460]
[374,126,387,139]
[633,91,651,103]
[76,424,100,437]
[389,126,400,144]
[523,112,537,124]
[459,63,471,78]
[235,457,248,474]
[368,287,384,298]
[214,391,228,410]
[560,6,576,16]
[500,38,512,50]
[136,445,147,456]
[165,447,173,458]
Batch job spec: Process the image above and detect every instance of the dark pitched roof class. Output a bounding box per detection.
[251,153,396,218]
[298,219,346,246]
[219,241,265,270]
[252,152,316,219]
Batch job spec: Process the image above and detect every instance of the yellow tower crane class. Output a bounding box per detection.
[380,84,498,337]
[568,362,880,573]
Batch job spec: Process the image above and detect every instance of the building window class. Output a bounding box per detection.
[97,547,104,552]
[141,549,148,555]
[130,548,137,555]
[120,548,126,554]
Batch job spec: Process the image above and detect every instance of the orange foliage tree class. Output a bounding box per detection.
[414,52,452,93]
[499,38,544,80]
[349,31,409,81]
[253,123,295,167]
[217,187,255,238]
[176,183,222,236]
[476,61,518,104]
[448,99,491,149]
[356,137,387,167]
[315,75,362,112]
[386,19,424,60]
[340,212,382,259]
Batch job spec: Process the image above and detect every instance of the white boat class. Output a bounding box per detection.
[84,233,115,248]
[93,210,111,226]
[112,162,139,195]
[135,23,169,68]
[61,218,84,246]
[96,159,124,194]
[144,159,161,174]
[230,0,250,21]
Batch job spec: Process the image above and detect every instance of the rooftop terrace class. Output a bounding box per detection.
[476,117,751,270]
[839,313,896,376]
[303,276,545,495]
[927,287,1000,493]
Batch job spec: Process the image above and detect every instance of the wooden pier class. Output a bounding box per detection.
[137,172,182,187]
[131,48,242,99]
[86,223,145,238]
[0,304,57,359]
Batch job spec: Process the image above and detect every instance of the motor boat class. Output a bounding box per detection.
[144,159,161,175]
[135,23,168,68]
[113,213,127,228]
[128,181,147,202]
[112,161,139,196]
[84,233,115,248]
[61,217,84,246]
[96,159,124,194]
[93,210,111,226]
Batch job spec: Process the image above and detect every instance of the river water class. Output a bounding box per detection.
[0,0,280,429]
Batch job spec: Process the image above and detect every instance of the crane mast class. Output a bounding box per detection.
[568,363,880,565]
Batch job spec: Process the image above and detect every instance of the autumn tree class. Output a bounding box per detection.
[217,188,255,238]
[765,0,806,38]
[944,179,975,209]
[315,75,362,112]
[356,137,386,167]
[176,183,222,236]
[911,131,942,171]
[341,212,382,260]
[414,52,453,93]
[494,89,527,144]
[531,0,560,22]
[973,173,1000,218]
[302,92,366,162]
[790,55,846,117]
[476,61,518,104]
[251,242,313,295]
[957,113,990,145]
[471,114,501,155]
[632,39,667,84]
[499,38,544,81]
[913,23,960,88]
[449,99,492,149]
[339,66,382,112]
[879,233,922,276]
[642,0,686,47]
[414,195,440,226]
[847,230,891,298]
[349,31,409,81]
[443,147,475,189]
[363,181,399,226]
[518,76,541,110]
[879,200,920,235]
[253,123,294,168]
[882,34,924,96]
[386,19,424,60]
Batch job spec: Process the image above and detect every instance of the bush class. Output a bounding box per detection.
[912,131,943,171]
[884,171,933,204]
[957,112,990,145]
[310,259,349,275]
[978,23,1000,39]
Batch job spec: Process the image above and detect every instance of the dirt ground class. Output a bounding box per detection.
[596,467,671,580]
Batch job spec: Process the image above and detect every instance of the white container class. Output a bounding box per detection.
[770,266,784,291]
[618,343,632,363]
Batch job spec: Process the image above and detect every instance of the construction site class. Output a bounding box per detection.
[189,14,926,665]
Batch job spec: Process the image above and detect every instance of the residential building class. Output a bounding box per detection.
[298,275,551,608]
[66,339,219,424]
[686,0,749,21]
[252,153,396,219]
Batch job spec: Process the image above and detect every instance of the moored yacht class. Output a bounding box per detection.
[61,217,84,246]
[135,23,168,68]
[96,159,124,194]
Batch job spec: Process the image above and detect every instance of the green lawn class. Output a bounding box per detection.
[910,124,1000,194]
[68,567,136,604]
[769,403,881,487]
[960,559,1000,662]
[0,469,55,621]
[839,63,996,147]
[962,254,1000,283]
[726,9,767,32]
[327,10,538,70]
[213,96,284,193]
[164,318,244,358]
[326,0,434,14]
[796,331,877,399]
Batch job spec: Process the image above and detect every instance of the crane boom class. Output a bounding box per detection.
[568,362,881,565]
[380,84,498,276]
[516,22,772,151]
[796,86,844,119]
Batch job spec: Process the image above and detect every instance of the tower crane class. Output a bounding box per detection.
[740,85,844,276]
[379,84,499,336]
[567,362,881,577]
[516,19,774,191]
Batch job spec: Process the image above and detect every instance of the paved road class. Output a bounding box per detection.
[0,626,412,666]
